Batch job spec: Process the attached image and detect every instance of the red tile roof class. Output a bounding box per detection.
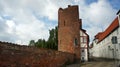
[95,17,119,43]
[95,32,103,39]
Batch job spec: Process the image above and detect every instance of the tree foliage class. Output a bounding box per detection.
[29,40,35,46]
[28,26,58,50]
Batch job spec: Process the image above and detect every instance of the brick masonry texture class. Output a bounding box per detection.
[0,41,75,67]
[58,5,81,59]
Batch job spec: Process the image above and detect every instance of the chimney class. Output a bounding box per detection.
[79,19,82,29]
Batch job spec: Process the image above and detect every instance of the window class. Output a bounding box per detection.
[74,38,78,46]
[81,37,83,43]
[82,50,84,52]
[80,36,87,43]
[64,21,65,26]
[83,37,87,43]
[82,57,84,61]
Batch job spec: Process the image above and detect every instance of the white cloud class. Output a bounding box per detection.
[76,0,117,42]
[0,0,118,45]
[0,0,55,45]
[6,20,16,34]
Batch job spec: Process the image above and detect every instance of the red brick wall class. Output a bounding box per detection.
[58,5,81,59]
[0,42,75,67]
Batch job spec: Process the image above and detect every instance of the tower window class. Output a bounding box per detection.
[74,38,78,46]
[64,21,65,26]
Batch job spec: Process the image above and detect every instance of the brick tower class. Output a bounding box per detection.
[58,5,81,59]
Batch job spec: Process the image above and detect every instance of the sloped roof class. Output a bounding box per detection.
[80,29,89,37]
[95,17,119,43]
[80,29,90,42]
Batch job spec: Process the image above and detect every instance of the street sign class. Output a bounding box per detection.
[111,36,118,44]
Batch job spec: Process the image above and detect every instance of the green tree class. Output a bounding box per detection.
[47,26,58,50]
[35,39,42,47]
[28,26,58,50]
[55,26,58,50]
[29,40,35,46]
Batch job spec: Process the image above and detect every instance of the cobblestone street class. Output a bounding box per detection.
[81,61,114,67]
[66,59,120,67]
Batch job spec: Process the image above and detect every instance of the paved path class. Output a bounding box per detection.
[81,61,114,67]
[66,63,80,67]
[66,59,120,67]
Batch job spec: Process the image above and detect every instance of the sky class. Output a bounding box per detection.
[0,0,120,45]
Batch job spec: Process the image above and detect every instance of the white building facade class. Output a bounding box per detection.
[80,29,89,61]
[90,10,120,60]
